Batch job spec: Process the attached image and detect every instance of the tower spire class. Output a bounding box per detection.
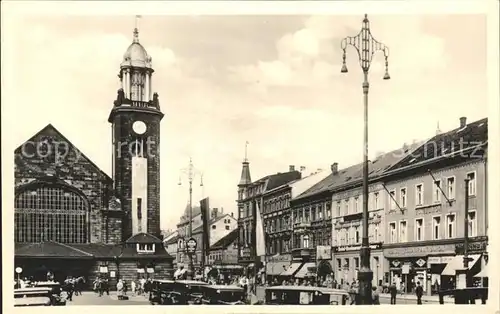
[133,15,142,43]
[436,121,442,135]
[238,141,252,186]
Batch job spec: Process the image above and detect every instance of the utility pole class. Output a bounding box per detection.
[178,157,203,279]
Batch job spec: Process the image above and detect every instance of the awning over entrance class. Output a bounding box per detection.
[266,262,289,276]
[441,254,481,276]
[474,264,488,278]
[295,262,316,279]
[280,263,302,276]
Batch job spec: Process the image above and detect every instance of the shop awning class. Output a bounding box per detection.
[295,262,317,279]
[266,262,289,276]
[474,264,488,278]
[441,254,481,276]
[280,263,302,276]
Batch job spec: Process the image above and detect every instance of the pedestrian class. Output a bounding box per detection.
[389,281,397,304]
[131,280,136,296]
[372,286,380,305]
[117,279,124,299]
[415,281,423,305]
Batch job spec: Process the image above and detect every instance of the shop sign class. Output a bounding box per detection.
[334,243,382,253]
[428,257,442,264]
[384,244,455,258]
[455,239,488,255]
[316,246,332,260]
[391,260,401,267]
[186,238,197,255]
[402,264,411,274]
[268,254,291,262]
[415,258,426,267]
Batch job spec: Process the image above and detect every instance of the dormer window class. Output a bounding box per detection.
[136,243,155,253]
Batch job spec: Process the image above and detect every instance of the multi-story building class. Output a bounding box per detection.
[331,144,420,287]
[207,229,242,279]
[176,206,237,270]
[379,117,488,295]
[163,231,179,265]
[262,166,330,281]
[236,157,301,272]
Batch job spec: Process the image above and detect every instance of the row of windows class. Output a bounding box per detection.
[388,172,476,210]
[267,238,291,255]
[334,192,382,217]
[292,232,331,249]
[263,196,291,214]
[264,215,291,233]
[237,185,265,202]
[387,211,477,243]
[212,224,231,230]
[333,222,381,246]
[293,203,332,224]
[336,256,380,271]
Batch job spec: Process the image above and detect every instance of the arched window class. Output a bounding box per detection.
[15,185,89,244]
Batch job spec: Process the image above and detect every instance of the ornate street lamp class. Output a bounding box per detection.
[340,14,390,305]
[178,157,204,279]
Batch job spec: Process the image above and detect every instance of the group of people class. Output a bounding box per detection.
[114,277,154,297]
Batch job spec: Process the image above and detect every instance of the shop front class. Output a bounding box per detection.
[333,243,383,287]
[384,243,456,296]
[265,254,291,284]
[316,245,334,283]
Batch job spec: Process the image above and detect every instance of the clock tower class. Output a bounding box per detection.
[108,26,164,240]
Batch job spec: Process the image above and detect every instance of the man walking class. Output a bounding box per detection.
[415,281,423,305]
[389,281,398,305]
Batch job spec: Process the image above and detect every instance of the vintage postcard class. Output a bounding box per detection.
[2,0,499,313]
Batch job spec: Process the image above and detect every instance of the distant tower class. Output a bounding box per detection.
[238,141,252,189]
[108,17,164,239]
[436,121,442,135]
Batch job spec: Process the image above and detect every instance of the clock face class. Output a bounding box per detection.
[132,120,147,135]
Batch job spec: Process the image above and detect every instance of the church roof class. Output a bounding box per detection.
[125,232,163,244]
[15,241,93,259]
[15,124,112,182]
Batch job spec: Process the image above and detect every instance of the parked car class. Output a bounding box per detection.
[149,279,176,305]
[438,287,488,304]
[265,286,351,305]
[199,285,246,305]
[14,287,53,307]
[172,280,209,304]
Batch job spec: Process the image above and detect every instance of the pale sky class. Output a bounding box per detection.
[3,10,488,230]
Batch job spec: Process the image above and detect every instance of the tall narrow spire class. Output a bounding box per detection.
[238,141,252,186]
[436,121,442,135]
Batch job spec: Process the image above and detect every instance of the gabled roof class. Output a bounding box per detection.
[70,243,123,258]
[14,124,112,182]
[192,213,235,233]
[164,234,179,245]
[294,142,422,201]
[125,232,163,244]
[15,241,93,259]
[386,117,487,172]
[210,229,238,250]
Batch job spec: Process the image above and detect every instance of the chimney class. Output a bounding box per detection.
[331,163,338,174]
[460,116,467,128]
[211,208,218,218]
[289,165,295,172]
[300,166,306,173]
[230,212,234,217]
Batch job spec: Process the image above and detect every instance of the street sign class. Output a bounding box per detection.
[15,267,22,274]
[186,237,197,255]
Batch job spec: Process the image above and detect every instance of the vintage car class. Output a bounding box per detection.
[14,287,53,307]
[438,287,488,304]
[172,280,209,304]
[34,281,67,305]
[149,279,176,305]
[199,285,247,305]
[265,286,351,305]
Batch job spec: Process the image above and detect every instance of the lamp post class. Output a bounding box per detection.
[178,157,204,279]
[340,14,390,305]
